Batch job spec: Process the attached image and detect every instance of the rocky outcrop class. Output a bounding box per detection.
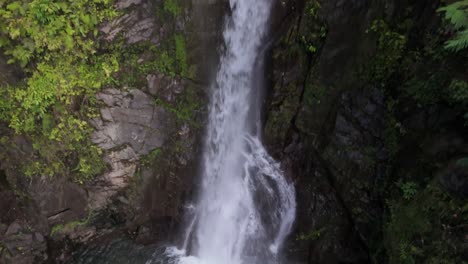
[0,0,223,262]
[29,179,88,226]
[321,89,386,243]
[282,87,388,263]
[4,0,464,263]
[89,88,173,209]
[1,220,47,264]
[267,0,467,263]
[266,1,386,262]
[0,167,49,264]
[100,0,157,44]
[146,74,185,102]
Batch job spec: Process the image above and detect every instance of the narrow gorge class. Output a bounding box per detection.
[0,0,467,264]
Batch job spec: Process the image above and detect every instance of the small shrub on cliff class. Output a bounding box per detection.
[0,0,117,67]
[366,20,407,85]
[296,227,326,241]
[384,184,467,264]
[174,34,188,77]
[398,181,418,200]
[299,0,326,55]
[0,0,119,182]
[163,0,181,17]
[447,79,468,103]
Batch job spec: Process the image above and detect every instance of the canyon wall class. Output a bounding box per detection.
[0,0,466,263]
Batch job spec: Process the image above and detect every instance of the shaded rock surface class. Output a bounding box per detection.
[1,220,47,264]
[2,0,464,263]
[266,1,386,263]
[100,0,157,44]
[92,88,170,155]
[0,0,225,262]
[267,0,467,263]
[29,179,88,226]
[146,74,186,102]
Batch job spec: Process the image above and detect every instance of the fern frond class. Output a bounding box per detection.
[438,0,468,29]
[444,29,468,51]
[438,0,468,52]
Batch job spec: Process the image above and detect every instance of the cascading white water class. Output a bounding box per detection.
[162,1,296,263]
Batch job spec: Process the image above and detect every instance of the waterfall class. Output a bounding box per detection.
[163,0,296,263]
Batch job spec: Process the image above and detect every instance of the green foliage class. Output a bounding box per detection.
[438,0,468,52]
[50,210,94,236]
[141,148,161,167]
[114,2,198,132]
[404,74,446,106]
[20,116,106,183]
[366,20,407,85]
[446,29,468,51]
[0,0,118,67]
[296,227,326,241]
[299,0,326,55]
[347,5,467,264]
[0,0,118,182]
[399,181,418,200]
[174,34,188,77]
[447,79,468,103]
[7,55,118,133]
[50,221,81,236]
[306,0,320,17]
[384,184,467,264]
[456,157,468,166]
[154,84,202,126]
[118,33,191,88]
[163,0,181,17]
[2,54,117,182]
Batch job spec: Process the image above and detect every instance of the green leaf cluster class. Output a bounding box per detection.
[447,79,468,103]
[296,227,326,241]
[362,9,468,264]
[0,0,118,182]
[118,33,192,88]
[299,0,326,55]
[398,181,418,200]
[6,55,118,134]
[163,0,181,17]
[384,184,467,264]
[0,0,117,67]
[366,20,407,85]
[154,83,202,126]
[438,0,468,52]
[174,34,188,77]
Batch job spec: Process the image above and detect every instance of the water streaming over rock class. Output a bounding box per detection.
[156,0,297,263]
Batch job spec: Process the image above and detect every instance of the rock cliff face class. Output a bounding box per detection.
[0,0,466,263]
[265,1,385,262]
[267,0,467,263]
[0,0,227,262]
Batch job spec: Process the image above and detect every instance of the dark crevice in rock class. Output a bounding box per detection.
[47,208,72,220]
